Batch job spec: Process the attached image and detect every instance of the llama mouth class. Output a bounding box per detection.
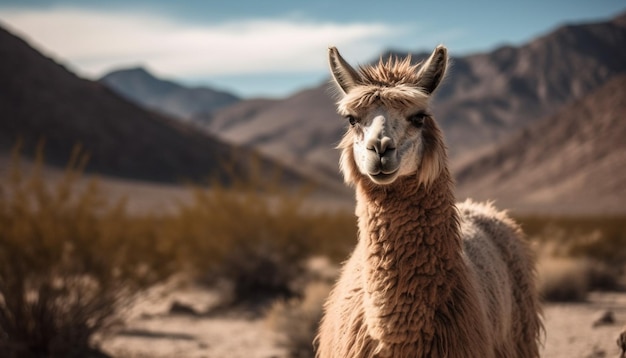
[368,169,399,184]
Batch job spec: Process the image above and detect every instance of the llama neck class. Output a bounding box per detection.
[355,169,465,347]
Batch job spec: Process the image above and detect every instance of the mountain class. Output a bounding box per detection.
[0,26,301,185]
[100,67,240,120]
[424,11,626,158]
[196,12,626,187]
[455,74,626,214]
[199,86,347,188]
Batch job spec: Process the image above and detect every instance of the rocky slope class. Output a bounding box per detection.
[100,67,240,120]
[455,75,626,214]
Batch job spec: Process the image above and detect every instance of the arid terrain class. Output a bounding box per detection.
[101,284,626,358]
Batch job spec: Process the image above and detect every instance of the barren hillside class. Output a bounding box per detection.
[455,75,626,214]
[0,26,303,186]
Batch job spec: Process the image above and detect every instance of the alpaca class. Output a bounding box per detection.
[315,45,543,358]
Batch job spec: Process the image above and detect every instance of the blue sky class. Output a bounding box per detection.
[0,0,624,98]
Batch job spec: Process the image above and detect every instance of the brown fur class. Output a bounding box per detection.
[316,46,543,357]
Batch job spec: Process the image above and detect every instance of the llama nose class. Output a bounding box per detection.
[367,136,395,156]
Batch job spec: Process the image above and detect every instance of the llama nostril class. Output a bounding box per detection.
[366,141,379,154]
[367,137,395,156]
[380,137,394,155]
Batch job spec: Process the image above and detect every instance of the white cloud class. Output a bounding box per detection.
[0,7,402,78]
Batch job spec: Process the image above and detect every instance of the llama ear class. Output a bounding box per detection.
[415,45,448,94]
[328,47,361,94]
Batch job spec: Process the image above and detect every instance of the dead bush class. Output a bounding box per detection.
[537,257,590,302]
[523,216,626,300]
[0,144,172,357]
[266,281,332,358]
[171,159,355,306]
[174,171,314,304]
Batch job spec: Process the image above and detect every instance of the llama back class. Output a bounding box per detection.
[458,199,543,357]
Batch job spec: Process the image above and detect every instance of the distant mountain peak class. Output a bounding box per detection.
[107,66,154,77]
[100,66,240,119]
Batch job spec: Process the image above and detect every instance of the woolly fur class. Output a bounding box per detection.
[316,47,543,357]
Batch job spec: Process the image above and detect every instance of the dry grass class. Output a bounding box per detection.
[0,143,356,356]
[522,216,626,302]
[173,176,314,303]
[266,281,332,358]
[168,163,355,305]
[517,215,626,266]
[0,144,174,357]
[537,257,591,302]
[264,257,338,358]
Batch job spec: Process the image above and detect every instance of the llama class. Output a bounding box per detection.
[315,45,543,357]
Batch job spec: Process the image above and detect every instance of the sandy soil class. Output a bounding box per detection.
[104,315,284,358]
[101,283,286,358]
[541,292,626,358]
[101,285,626,358]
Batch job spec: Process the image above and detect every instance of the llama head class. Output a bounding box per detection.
[329,45,448,187]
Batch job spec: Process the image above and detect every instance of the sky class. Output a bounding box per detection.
[0,0,624,98]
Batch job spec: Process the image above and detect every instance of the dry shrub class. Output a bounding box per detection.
[0,142,358,355]
[160,157,356,305]
[537,250,622,302]
[521,216,626,298]
[0,144,172,357]
[585,261,622,291]
[306,211,356,263]
[518,215,626,266]
[171,164,354,305]
[266,257,338,358]
[173,173,311,304]
[537,257,590,302]
[266,281,332,358]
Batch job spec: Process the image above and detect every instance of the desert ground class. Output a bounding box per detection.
[101,283,626,358]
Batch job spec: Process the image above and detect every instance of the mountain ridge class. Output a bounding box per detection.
[0,25,304,186]
[100,67,240,120]
[455,74,626,214]
[189,11,626,187]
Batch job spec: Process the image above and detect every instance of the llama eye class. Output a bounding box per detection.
[408,112,427,128]
[346,115,358,126]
